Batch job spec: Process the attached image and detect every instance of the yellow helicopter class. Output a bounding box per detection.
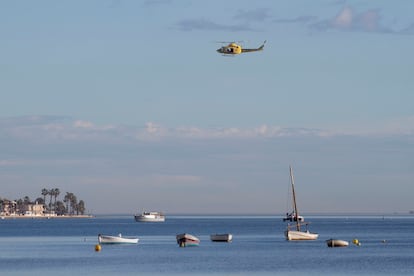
[216,40,266,55]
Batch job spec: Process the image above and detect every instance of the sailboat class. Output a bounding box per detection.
[284,166,318,241]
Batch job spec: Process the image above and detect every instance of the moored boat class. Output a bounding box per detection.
[98,234,139,244]
[284,166,318,241]
[176,233,200,247]
[326,239,349,247]
[285,226,319,241]
[134,211,165,222]
[210,233,233,242]
[283,212,304,222]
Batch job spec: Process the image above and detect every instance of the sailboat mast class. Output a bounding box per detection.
[289,166,300,231]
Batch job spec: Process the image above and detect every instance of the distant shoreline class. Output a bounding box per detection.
[1,215,94,219]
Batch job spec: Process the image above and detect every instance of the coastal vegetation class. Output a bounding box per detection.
[0,188,86,217]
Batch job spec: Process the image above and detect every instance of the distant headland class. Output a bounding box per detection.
[1,188,92,218]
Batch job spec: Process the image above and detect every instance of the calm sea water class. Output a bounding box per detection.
[0,215,413,275]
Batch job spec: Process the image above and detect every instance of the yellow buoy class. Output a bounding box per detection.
[95,244,102,251]
[353,239,361,246]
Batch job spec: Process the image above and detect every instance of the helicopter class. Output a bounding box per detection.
[216,40,266,55]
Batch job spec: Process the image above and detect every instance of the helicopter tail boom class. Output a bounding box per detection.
[241,40,266,53]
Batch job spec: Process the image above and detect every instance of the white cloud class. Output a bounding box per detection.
[332,6,353,29]
[73,120,94,129]
[308,5,397,34]
[358,10,380,32]
[145,122,165,134]
[1,116,413,145]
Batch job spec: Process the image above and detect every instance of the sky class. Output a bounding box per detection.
[1,0,413,215]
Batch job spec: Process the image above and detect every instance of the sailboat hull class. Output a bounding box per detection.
[285,230,318,241]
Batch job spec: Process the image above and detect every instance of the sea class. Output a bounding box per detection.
[1,215,413,275]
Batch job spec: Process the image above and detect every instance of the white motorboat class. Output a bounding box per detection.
[210,233,233,242]
[283,212,304,222]
[326,239,349,247]
[176,233,200,247]
[98,234,139,244]
[134,211,165,222]
[284,166,318,241]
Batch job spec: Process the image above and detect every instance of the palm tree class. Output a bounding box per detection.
[78,200,86,215]
[53,188,60,211]
[23,196,31,205]
[70,194,77,215]
[55,200,66,215]
[48,189,55,211]
[41,188,48,209]
[63,192,72,215]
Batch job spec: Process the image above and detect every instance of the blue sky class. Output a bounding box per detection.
[1,0,413,214]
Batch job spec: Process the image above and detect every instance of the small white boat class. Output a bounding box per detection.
[176,233,200,247]
[326,239,349,247]
[98,234,139,244]
[285,227,319,241]
[134,211,165,222]
[210,233,233,242]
